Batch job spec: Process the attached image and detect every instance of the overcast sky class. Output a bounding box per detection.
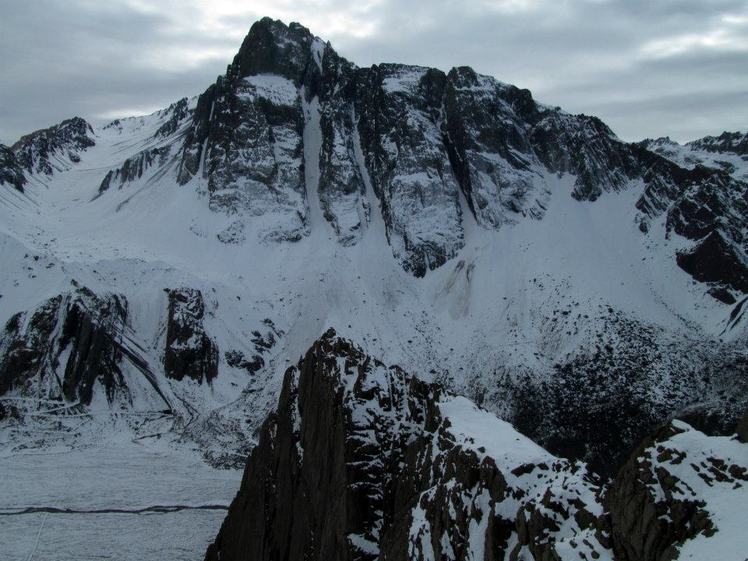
[1,0,747,145]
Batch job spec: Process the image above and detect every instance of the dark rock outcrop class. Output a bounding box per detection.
[0,144,26,192]
[224,319,284,375]
[676,230,748,293]
[164,288,218,383]
[607,420,747,561]
[688,131,748,156]
[154,97,192,138]
[663,168,748,293]
[224,349,264,374]
[11,116,95,175]
[607,424,714,561]
[98,146,172,194]
[738,408,748,443]
[0,287,129,405]
[633,144,748,294]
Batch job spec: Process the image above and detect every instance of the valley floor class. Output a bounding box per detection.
[0,442,241,561]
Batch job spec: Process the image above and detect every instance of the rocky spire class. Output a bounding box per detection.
[229,17,321,87]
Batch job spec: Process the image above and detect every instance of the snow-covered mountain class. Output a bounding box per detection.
[1,17,747,560]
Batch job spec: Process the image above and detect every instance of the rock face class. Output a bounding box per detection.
[163,288,218,383]
[0,287,129,405]
[353,64,464,274]
[206,331,748,561]
[98,146,172,194]
[0,145,26,192]
[154,97,192,138]
[687,131,748,156]
[636,138,748,297]
[607,421,748,561]
[641,135,748,182]
[677,229,748,293]
[205,330,611,561]
[443,67,547,227]
[167,17,748,287]
[11,116,95,176]
[0,285,220,409]
[655,165,747,294]
[176,19,313,242]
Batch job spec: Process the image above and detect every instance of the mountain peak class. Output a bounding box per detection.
[230,17,323,82]
[9,116,95,176]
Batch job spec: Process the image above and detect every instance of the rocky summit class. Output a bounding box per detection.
[1,16,747,561]
[166,17,748,282]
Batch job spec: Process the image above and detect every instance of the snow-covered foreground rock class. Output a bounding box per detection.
[206,331,748,561]
[206,331,611,561]
[608,420,748,561]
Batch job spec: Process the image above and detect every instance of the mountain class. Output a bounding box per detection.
[1,16,747,560]
[170,18,748,286]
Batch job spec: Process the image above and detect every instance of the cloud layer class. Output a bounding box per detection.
[1,0,746,144]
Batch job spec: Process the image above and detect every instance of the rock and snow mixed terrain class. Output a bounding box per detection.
[0,16,747,561]
[207,331,748,561]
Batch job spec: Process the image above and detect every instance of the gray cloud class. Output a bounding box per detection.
[1,0,747,144]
